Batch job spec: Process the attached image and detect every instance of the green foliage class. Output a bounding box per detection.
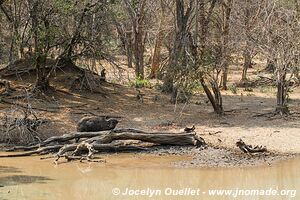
[189,81,204,93]
[202,49,217,66]
[176,89,193,103]
[53,0,75,15]
[128,76,152,88]
[228,84,237,94]
[259,85,273,93]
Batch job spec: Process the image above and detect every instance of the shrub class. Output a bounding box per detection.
[128,76,152,88]
[228,84,237,94]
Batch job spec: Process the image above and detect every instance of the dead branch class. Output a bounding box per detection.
[236,139,267,154]
[0,145,64,157]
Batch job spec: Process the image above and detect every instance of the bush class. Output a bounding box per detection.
[128,76,152,88]
[228,84,237,94]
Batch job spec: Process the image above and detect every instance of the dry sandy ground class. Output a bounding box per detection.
[2,81,300,148]
[0,62,299,166]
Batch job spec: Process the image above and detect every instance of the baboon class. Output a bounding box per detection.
[0,81,5,88]
[170,87,178,104]
[153,94,160,102]
[136,89,144,103]
[100,69,106,82]
[77,116,118,132]
[184,125,195,133]
[0,80,15,95]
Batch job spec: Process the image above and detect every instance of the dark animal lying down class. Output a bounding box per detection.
[77,117,118,132]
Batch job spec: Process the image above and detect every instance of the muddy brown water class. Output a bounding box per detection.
[0,153,299,200]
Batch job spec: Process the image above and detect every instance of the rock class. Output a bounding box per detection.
[77,117,118,132]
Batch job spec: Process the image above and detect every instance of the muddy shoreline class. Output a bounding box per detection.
[135,145,297,168]
[0,142,296,168]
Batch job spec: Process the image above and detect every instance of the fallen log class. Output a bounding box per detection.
[92,132,203,146]
[42,131,110,145]
[0,128,206,163]
[42,128,189,146]
[53,131,205,161]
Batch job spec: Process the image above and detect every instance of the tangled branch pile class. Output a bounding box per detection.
[0,102,47,144]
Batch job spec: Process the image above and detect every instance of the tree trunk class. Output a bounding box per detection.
[149,0,166,79]
[8,30,14,63]
[200,77,224,115]
[149,30,163,79]
[133,23,145,79]
[221,0,232,90]
[222,61,229,90]
[126,30,133,68]
[30,2,50,92]
[275,70,289,115]
[162,0,193,93]
[114,19,133,69]
[34,55,50,91]
[241,48,251,81]
[123,0,146,78]
[293,67,300,85]
[241,1,251,82]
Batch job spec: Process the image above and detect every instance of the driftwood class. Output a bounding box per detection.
[236,139,267,154]
[0,128,206,163]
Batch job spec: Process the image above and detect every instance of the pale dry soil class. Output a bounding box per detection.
[0,64,299,167]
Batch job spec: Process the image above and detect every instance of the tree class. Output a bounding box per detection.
[123,0,147,78]
[149,0,168,79]
[253,0,300,114]
[162,0,194,96]
[196,0,224,114]
[234,0,263,82]
[220,0,233,90]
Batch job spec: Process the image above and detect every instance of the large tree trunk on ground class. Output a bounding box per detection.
[0,129,206,160]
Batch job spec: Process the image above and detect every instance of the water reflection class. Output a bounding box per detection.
[0,175,52,186]
[0,166,21,174]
